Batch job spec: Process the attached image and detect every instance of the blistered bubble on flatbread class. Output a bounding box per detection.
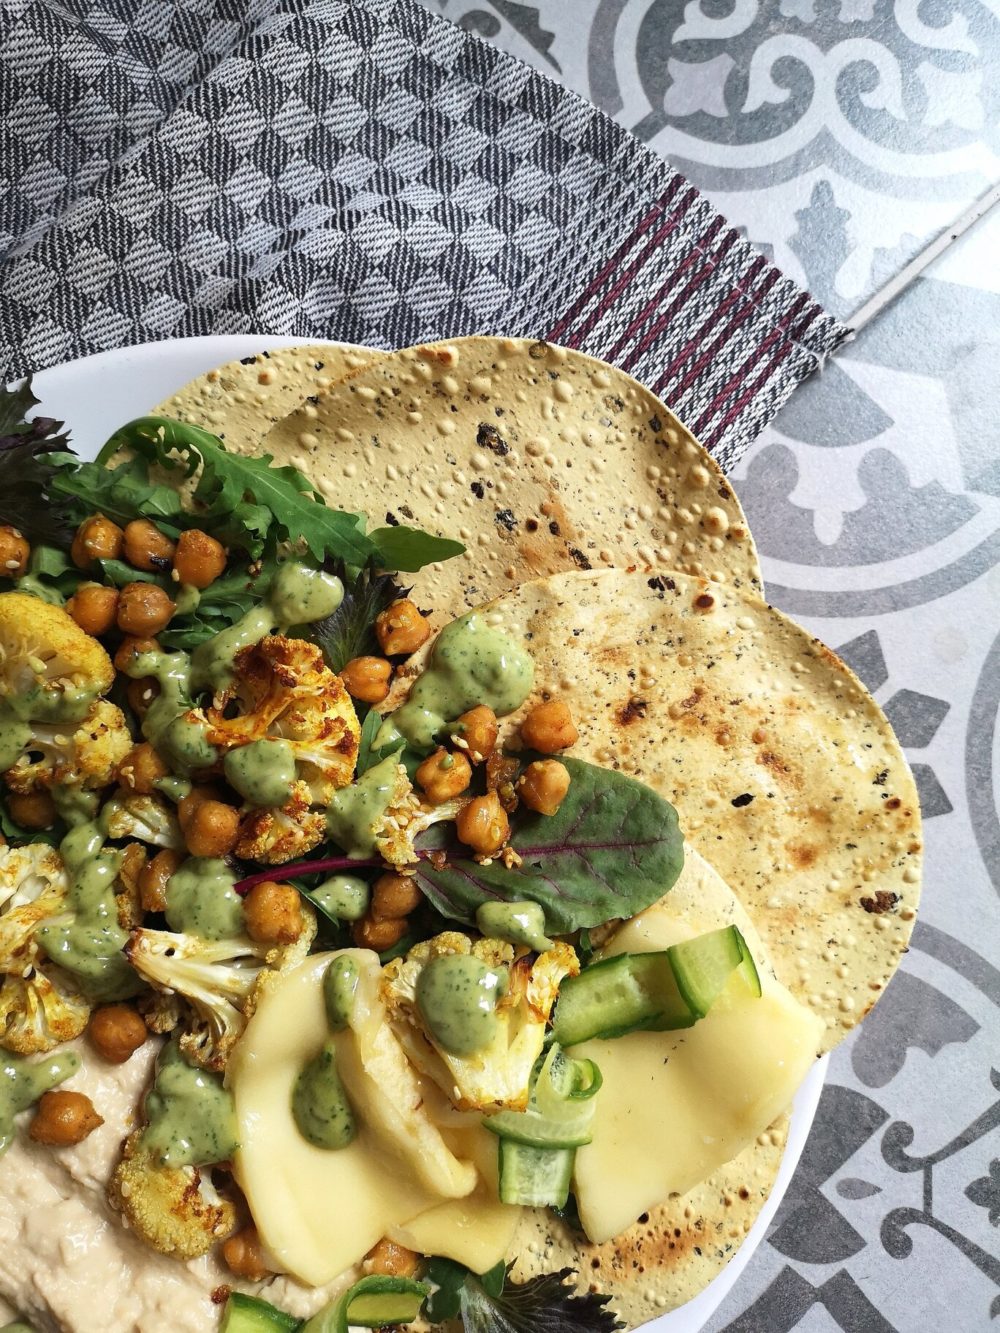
[152,343,376,452]
[260,337,762,623]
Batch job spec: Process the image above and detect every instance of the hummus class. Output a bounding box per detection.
[0,1039,345,1332]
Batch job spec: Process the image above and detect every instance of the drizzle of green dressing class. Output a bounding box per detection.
[51,785,100,828]
[153,774,192,804]
[224,738,296,808]
[141,1041,238,1168]
[323,956,360,1031]
[172,584,201,616]
[415,954,508,1056]
[475,900,554,953]
[0,1049,79,1156]
[376,612,533,752]
[325,754,399,858]
[0,705,30,771]
[36,823,138,1001]
[190,562,343,693]
[124,649,220,773]
[292,1041,356,1150]
[2,680,98,726]
[307,875,370,922]
[164,858,244,940]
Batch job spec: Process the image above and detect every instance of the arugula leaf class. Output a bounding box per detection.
[414,758,683,934]
[310,562,409,673]
[99,417,378,564]
[0,380,77,545]
[424,1259,622,1332]
[51,454,187,532]
[159,560,278,651]
[6,544,86,605]
[368,524,465,572]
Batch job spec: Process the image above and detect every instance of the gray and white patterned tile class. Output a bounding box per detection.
[422,0,1000,318]
[702,197,1000,1333]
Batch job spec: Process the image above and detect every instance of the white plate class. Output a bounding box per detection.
[30,336,827,1333]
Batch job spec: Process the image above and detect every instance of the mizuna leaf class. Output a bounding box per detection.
[309,561,409,673]
[414,758,683,933]
[0,380,77,545]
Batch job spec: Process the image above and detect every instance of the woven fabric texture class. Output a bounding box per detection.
[0,0,848,468]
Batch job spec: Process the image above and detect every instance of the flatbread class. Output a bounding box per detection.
[260,337,761,620]
[152,343,376,454]
[388,568,921,1054]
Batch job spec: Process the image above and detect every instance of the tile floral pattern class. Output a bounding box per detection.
[423,0,1000,316]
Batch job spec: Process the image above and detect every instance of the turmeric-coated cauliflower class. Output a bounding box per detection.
[4,699,132,794]
[0,843,91,1053]
[126,907,316,1071]
[102,792,184,850]
[108,1130,236,1259]
[381,932,579,1113]
[200,635,359,802]
[329,756,465,869]
[0,592,114,716]
[234,778,325,865]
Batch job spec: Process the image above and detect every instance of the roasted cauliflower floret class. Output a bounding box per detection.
[329,757,465,869]
[0,592,114,715]
[4,699,132,793]
[102,792,184,850]
[200,635,359,802]
[126,908,316,1071]
[108,1129,236,1259]
[0,843,91,1053]
[381,932,580,1113]
[234,778,325,865]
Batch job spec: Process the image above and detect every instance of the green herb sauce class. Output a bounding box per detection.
[415,954,508,1056]
[292,1041,356,1150]
[0,705,30,771]
[325,754,399,858]
[51,785,100,828]
[2,680,98,726]
[124,649,219,773]
[153,774,192,803]
[172,584,201,616]
[36,823,138,1001]
[377,612,533,752]
[323,956,360,1031]
[0,1049,80,1156]
[141,1041,238,1168]
[307,874,370,922]
[164,858,244,940]
[189,562,343,693]
[475,900,554,953]
[224,738,296,808]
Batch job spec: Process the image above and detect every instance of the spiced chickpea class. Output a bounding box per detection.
[179,797,239,858]
[125,676,159,718]
[114,635,160,672]
[29,1091,103,1146]
[518,759,571,817]
[118,742,169,795]
[6,790,57,829]
[222,1225,272,1282]
[340,655,392,704]
[353,914,409,951]
[89,1004,148,1064]
[67,583,119,636]
[520,700,579,753]
[71,514,123,569]
[455,791,509,857]
[452,705,498,763]
[415,747,472,805]
[243,881,304,945]
[139,848,182,913]
[375,598,431,657]
[123,518,176,572]
[364,1238,419,1278]
[117,582,175,636]
[0,526,30,577]
[370,872,422,922]
[172,528,226,588]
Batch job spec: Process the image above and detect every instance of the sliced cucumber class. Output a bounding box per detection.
[498,1138,574,1207]
[735,927,762,997]
[220,1293,300,1333]
[552,950,695,1046]
[300,1276,428,1333]
[484,1045,601,1148]
[667,926,743,1017]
